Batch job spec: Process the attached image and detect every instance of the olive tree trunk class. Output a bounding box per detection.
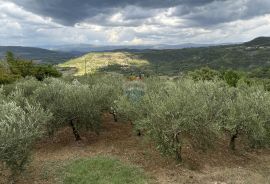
[69,119,81,141]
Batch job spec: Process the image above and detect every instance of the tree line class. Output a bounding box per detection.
[0,51,61,84]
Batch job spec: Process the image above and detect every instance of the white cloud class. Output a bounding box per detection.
[130,37,144,45]
[107,29,121,43]
[0,0,270,46]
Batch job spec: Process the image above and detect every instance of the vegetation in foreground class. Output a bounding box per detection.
[0,73,270,183]
[117,78,270,161]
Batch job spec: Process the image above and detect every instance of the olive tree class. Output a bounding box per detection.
[117,80,146,118]
[118,79,224,161]
[34,77,122,140]
[0,99,51,181]
[220,83,270,150]
[116,80,146,135]
[2,77,42,97]
[76,74,123,122]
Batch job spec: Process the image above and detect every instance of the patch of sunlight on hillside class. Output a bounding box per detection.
[58,52,149,76]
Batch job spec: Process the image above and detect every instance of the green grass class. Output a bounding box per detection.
[62,157,148,184]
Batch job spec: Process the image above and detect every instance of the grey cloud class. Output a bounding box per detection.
[175,0,270,27]
[8,0,216,25]
[1,0,270,46]
[7,0,270,28]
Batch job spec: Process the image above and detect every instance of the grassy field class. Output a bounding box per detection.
[63,157,147,184]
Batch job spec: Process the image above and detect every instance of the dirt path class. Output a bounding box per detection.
[3,114,270,184]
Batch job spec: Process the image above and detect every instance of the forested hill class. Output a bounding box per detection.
[2,37,270,74]
[60,37,270,76]
[244,37,270,47]
[0,46,80,64]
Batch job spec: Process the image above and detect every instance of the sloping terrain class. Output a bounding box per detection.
[58,52,149,76]
[244,37,270,47]
[0,46,80,64]
[59,37,270,76]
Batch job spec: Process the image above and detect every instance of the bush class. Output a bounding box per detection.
[222,70,242,87]
[33,65,62,81]
[0,64,20,84]
[0,98,51,181]
[188,67,248,87]
[188,67,221,81]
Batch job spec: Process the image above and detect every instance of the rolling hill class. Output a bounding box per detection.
[59,37,270,76]
[244,37,270,47]
[0,46,81,64]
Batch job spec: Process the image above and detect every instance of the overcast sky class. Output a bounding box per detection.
[1,0,270,46]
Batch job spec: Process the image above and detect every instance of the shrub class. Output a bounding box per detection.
[188,67,221,81]
[0,98,51,181]
[33,65,62,81]
[222,70,242,87]
[0,64,20,84]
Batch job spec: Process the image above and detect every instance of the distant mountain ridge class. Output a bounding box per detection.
[43,43,221,53]
[48,36,270,54]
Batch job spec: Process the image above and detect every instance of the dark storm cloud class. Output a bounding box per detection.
[8,0,217,25]
[177,0,270,27]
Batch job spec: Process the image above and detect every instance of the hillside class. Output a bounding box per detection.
[0,46,80,64]
[244,37,270,47]
[59,52,149,75]
[59,37,270,76]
